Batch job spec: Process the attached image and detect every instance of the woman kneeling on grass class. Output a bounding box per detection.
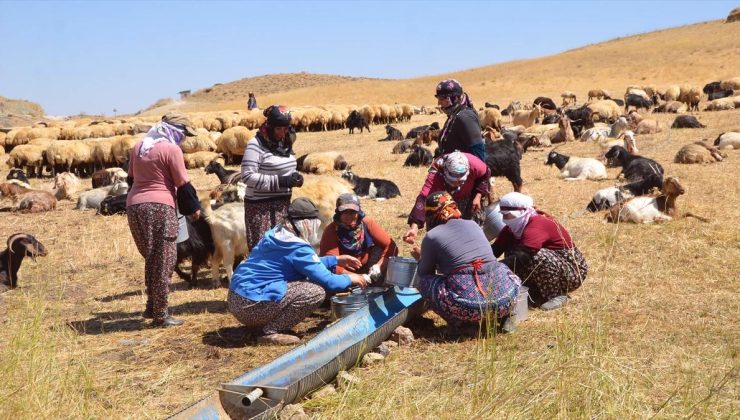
[411,192,521,334]
[491,192,588,311]
[227,198,369,346]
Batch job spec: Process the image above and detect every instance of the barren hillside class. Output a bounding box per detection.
[0,96,45,128]
[151,19,740,114]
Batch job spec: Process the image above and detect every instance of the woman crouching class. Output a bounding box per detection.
[412,192,521,334]
[491,192,588,310]
[227,198,369,345]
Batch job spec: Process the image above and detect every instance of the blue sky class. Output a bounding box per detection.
[0,1,734,116]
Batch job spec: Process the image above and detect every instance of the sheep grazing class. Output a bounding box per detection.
[587,100,621,123]
[545,150,607,181]
[346,110,370,134]
[7,144,46,178]
[605,177,703,224]
[714,132,740,150]
[217,126,254,165]
[0,233,47,291]
[674,141,725,164]
[403,145,433,167]
[671,115,705,129]
[561,91,577,106]
[204,160,239,184]
[678,85,702,112]
[340,169,401,200]
[180,130,217,154]
[175,215,215,287]
[296,151,349,175]
[512,105,542,128]
[383,125,404,141]
[6,168,30,187]
[184,151,223,169]
[604,146,664,195]
[392,139,414,154]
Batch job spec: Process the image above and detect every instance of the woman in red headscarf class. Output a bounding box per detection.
[411,191,521,333]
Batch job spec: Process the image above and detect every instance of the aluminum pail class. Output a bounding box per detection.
[386,256,419,288]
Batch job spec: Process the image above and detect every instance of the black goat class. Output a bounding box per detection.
[604,146,664,195]
[384,125,404,141]
[484,102,500,109]
[611,98,625,107]
[484,132,534,192]
[405,122,440,139]
[564,105,594,138]
[624,94,653,112]
[205,160,239,184]
[671,115,706,129]
[708,89,734,100]
[175,216,215,287]
[6,168,30,186]
[99,194,128,215]
[347,110,370,134]
[0,233,47,290]
[341,170,401,199]
[541,114,561,125]
[403,145,433,167]
[703,81,722,95]
[533,97,557,111]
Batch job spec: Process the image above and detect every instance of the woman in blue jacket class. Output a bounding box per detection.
[227,197,369,345]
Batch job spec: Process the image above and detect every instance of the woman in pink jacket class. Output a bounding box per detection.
[403,151,490,244]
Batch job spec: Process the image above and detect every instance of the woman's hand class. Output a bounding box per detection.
[348,273,369,288]
[192,209,201,221]
[337,254,362,270]
[410,245,421,261]
[403,224,419,245]
[472,193,482,214]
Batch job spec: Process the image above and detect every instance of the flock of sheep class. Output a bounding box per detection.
[1,77,739,286]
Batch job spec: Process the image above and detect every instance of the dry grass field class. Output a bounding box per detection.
[1,19,739,419]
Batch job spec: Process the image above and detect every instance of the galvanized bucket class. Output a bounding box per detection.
[514,285,529,321]
[331,293,368,320]
[386,257,419,288]
[482,202,505,241]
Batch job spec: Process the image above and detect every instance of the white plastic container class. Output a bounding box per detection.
[514,286,529,321]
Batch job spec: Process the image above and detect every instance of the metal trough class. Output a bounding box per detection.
[169,286,423,420]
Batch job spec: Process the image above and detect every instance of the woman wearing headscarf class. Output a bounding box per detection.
[126,112,202,327]
[228,198,369,345]
[403,151,490,244]
[411,192,521,333]
[319,193,398,282]
[435,79,485,161]
[491,192,588,311]
[241,105,304,251]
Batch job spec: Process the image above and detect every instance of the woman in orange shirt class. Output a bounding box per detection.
[319,193,398,282]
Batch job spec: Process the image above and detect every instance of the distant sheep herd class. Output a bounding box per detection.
[1,76,739,288]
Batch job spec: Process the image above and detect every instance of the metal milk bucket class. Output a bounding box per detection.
[351,286,387,301]
[514,285,529,321]
[330,293,368,320]
[386,257,419,288]
[482,202,505,241]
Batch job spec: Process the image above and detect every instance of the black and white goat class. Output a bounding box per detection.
[545,150,607,181]
[604,146,664,195]
[341,169,401,200]
[205,160,239,184]
[0,233,47,290]
[6,168,30,187]
[99,194,128,215]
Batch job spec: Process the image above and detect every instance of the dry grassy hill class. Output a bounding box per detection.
[147,19,740,114]
[0,96,45,128]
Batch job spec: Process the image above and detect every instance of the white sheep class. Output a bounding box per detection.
[297,151,348,175]
[713,132,740,150]
[545,151,608,181]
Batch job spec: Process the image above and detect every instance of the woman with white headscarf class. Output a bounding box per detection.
[491,192,588,311]
[127,112,201,328]
[403,151,490,244]
[228,198,369,345]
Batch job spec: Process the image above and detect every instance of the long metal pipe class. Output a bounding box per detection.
[169,286,422,420]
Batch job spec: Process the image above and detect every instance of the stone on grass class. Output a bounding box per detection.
[373,342,391,357]
[361,352,385,367]
[391,326,414,345]
[336,370,360,390]
[311,384,336,399]
[279,403,309,420]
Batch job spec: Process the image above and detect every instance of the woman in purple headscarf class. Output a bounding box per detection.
[434,79,485,161]
[491,192,588,311]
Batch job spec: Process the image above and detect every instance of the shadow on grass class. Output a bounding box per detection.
[66,300,229,335]
[202,325,259,348]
